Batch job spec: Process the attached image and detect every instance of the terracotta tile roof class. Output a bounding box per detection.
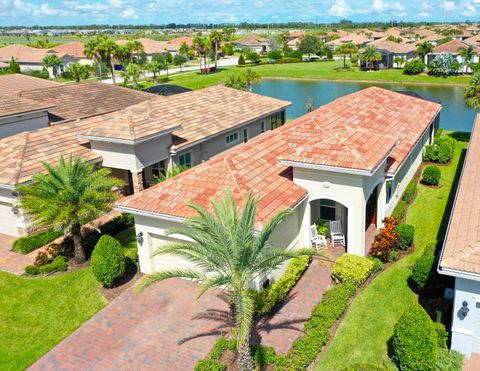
[0,44,61,64]
[117,87,440,225]
[432,39,478,54]
[169,36,194,46]
[0,74,60,95]
[0,120,101,186]
[234,35,268,46]
[327,33,370,46]
[367,39,416,54]
[465,35,480,47]
[18,82,155,123]
[440,116,480,275]
[79,85,291,145]
[116,38,177,54]
[51,42,86,58]
[0,95,53,118]
[287,38,300,47]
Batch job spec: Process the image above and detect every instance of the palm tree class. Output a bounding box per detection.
[343,42,358,61]
[84,35,119,84]
[415,41,433,60]
[42,54,63,79]
[67,63,90,83]
[101,37,120,84]
[146,59,162,84]
[242,68,261,92]
[193,36,212,72]
[393,56,405,68]
[209,30,223,69]
[458,45,475,72]
[85,36,105,80]
[465,72,480,109]
[126,40,144,63]
[335,44,349,68]
[360,46,382,71]
[179,41,190,56]
[121,63,143,88]
[17,156,122,264]
[136,191,321,370]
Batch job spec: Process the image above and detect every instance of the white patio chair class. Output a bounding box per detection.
[311,225,327,249]
[329,220,345,246]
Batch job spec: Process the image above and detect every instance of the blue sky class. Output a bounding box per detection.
[0,0,479,26]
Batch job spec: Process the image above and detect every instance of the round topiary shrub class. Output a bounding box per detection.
[91,235,125,287]
[392,303,438,370]
[422,165,441,186]
[238,54,246,65]
[396,224,415,250]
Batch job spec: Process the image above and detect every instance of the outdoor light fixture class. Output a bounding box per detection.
[136,231,144,246]
[461,300,470,318]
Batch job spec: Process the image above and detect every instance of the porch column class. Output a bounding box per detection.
[377,181,387,228]
[131,170,144,193]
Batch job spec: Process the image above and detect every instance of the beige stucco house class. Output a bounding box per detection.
[116,87,441,282]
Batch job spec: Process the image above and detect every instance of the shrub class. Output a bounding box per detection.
[391,303,438,370]
[251,345,278,365]
[391,200,407,222]
[34,251,50,267]
[424,137,456,164]
[100,213,134,235]
[332,254,374,287]
[435,128,444,139]
[285,49,303,59]
[422,165,441,186]
[435,348,464,371]
[388,250,399,262]
[434,322,448,348]
[411,242,436,290]
[267,50,283,60]
[252,256,310,315]
[238,54,245,65]
[367,257,384,272]
[402,180,417,204]
[13,229,63,254]
[25,265,39,275]
[38,256,68,274]
[91,235,125,287]
[194,360,226,371]
[403,59,425,75]
[396,224,415,250]
[23,69,50,79]
[370,217,400,262]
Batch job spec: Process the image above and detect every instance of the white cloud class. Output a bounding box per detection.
[121,7,138,19]
[441,1,457,10]
[419,11,431,17]
[254,0,265,8]
[328,0,354,17]
[462,0,476,16]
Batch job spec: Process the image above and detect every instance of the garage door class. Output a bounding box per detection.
[0,201,19,236]
[473,302,480,354]
[149,234,197,273]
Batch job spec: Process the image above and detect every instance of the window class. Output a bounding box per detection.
[261,121,265,133]
[243,128,249,143]
[179,152,192,168]
[225,132,239,146]
[319,199,336,221]
[386,180,393,203]
[270,111,285,130]
[150,160,166,178]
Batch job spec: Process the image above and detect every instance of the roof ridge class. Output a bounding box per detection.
[127,115,136,139]
[12,131,30,185]
[224,156,247,204]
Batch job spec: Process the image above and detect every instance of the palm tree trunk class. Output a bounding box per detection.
[343,55,346,68]
[237,337,254,371]
[110,59,116,84]
[215,42,218,69]
[72,225,85,264]
[153,73,158,85]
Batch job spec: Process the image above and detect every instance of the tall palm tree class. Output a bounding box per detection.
[360,46,382,71]
[121,63,143,88]
[179,41,190,56]
[146,59,162,84]
[343,42,358,61]
[415,41,433,60]
[84,35,119,84]
[42,54,63,79]
[458,45,475,72]
[85,36,105,80]
[335,44,349,68]
[17,156,122,264]
[242,68,261,92]
[101,37,120,84]
[67,63,90,83]
[126,40,144,63]
[136,191,321,370]
[209,30,223,69]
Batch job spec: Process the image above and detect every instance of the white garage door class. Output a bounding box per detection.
[149,234,197,273]
[0,201,19,236]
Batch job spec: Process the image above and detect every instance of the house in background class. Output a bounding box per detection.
[438,115,480,358]
[51,42,92,66]
[426,39,480,72]
[233,35,270,54]
[327,33,371,50]
[116,87,441,279]
[0,85,290,237]
[361,39,416,69]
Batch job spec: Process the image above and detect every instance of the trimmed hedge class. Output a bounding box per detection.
[391,303,438,370]
[402,180,417,204]
[332,254,375,287]
[391,200,407,222]
[435,348,464,371]
[91,235,125,287]
[411,242,436,290]
[13,229,63,254]
[396,224,415,250]
[422,165,441,186]
[252,256,310,315]
[25,256,68,275]
[424,137,456,164]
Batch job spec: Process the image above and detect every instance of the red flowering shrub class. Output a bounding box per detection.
[370,217,401,262]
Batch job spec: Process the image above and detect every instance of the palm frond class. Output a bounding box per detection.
[135,269,207,293]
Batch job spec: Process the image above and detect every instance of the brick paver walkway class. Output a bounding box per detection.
[30,279,229,371]
[0,233,33,274]
[254,249,343,354]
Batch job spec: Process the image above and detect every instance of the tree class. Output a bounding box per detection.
[173,53,187,72]
[238,54,246,65]
[152,53,169,78]
[8,57,20,73]
[393,56,405,68]
[126,40,144,63]
[193,36,212,72]
[225,68,261,92]
[67,63,90,83]
[209,30,223,69]
[335,44,349,68]
[121,63,143,88]
[146,59,163,84]
[245,51,260,63]
[360,46,382,71]
[465,72,480,109]
[42,54,63,79]
[84,35,119,84]
[17,156,122,264]
[458,45,475,72]
[136,191,321,370]
[298,34,322,58]
[179,41,190,56]
[415,41,433,60]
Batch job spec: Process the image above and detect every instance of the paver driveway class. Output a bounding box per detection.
[31,279,230,371]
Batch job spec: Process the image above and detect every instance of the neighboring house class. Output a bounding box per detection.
[116,87,441,277]
[169,36,194,47]
[465,35,480,48]
[361,40,416,69]
[466,24,480,35]
[233,35,270,54]
[116,38,183,60]
[0,44,66,77]
[288,31,305,40]
[51,42,91,66]
[287,38,300,50]
[426,39,480,72]
[0,85,290,236]
[438,115,480,357]
[327,33,371,49]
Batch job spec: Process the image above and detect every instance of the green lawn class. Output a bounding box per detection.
[316,133,469,370]
[0,269,106,370]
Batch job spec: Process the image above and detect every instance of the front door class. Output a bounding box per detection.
[365,187,378,229]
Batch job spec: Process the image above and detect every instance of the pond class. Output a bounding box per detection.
[253,79,477,132]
